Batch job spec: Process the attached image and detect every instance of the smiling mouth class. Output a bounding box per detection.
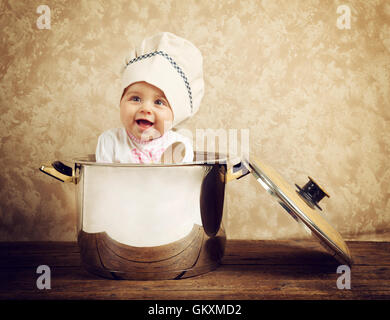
[136,119,154,129]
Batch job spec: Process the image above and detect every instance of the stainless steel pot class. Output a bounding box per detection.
[40,152,352,280]
[40,152,247,280]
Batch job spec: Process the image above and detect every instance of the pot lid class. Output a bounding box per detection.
[241,157,352,265]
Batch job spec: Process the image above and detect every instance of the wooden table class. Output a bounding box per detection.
[1,240,389,300]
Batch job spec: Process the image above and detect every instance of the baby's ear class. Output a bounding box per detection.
[161,142,185,164]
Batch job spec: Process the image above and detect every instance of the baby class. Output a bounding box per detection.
[96,32,204,164]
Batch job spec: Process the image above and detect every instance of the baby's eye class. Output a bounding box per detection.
[130,96,141,102]
[155,99,167,106]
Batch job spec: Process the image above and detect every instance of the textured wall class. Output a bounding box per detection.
[0,0,389,241]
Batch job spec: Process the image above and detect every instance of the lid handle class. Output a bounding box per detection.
[225,162,250,183]
[295,176,329,211]
[39,161,76,183]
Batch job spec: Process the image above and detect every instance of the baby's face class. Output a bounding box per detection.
[120,81,173,141]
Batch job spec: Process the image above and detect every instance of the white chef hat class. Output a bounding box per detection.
[121,32,204,127]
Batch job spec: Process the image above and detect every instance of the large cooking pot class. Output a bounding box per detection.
[40,152,352,280]
[40,152,248,280]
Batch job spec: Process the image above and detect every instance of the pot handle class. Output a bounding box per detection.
[225,161,250,183]
[39,161,76,183]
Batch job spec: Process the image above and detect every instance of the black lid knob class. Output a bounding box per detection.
[295,177,330,211]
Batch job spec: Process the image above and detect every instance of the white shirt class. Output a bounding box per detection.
[95,127,194,163]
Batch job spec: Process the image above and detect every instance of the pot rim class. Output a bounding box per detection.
[66,152,239,167]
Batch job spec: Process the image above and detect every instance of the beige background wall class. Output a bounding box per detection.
[0,0,389,241]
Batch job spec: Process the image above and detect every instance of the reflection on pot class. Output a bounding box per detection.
[78,225,226,280]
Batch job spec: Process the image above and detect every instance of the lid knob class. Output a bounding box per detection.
[295,176,330,211]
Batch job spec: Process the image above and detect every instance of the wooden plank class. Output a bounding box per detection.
[1,264,389,299]
[2,264,389,282]
[1,240,389,300]
[222,240,390,265]
[3,240,387,268]
[0,279,389,300]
